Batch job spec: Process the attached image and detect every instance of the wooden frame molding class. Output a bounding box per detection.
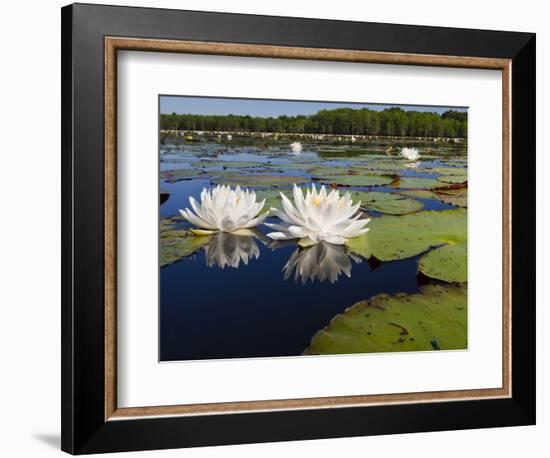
[104,36,512,421]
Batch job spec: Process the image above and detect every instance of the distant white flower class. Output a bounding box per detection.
[265,184,370,246]
[289,141,303,154]
[179,185,267,234]
[399,147,421,161]
[203,233,260,269]
[350,136,357,143]
[283,241,362,284]
[226,134,232,141]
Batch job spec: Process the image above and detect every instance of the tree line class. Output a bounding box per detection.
[160,107,467,138]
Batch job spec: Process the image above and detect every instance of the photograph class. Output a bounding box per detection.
[159,96,468,362]
[53,3,537,454]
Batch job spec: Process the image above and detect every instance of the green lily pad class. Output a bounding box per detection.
[437,174,468,184]
[266,162,317,172]
[345,233,372,259]
[419,244,467,283]
[433,188,468,207]
[441,159,468,167]
[399,189,468,208]
[349,190,423,215]
[212,173,309,188]
[390,177,442,189]
[309,166,351,177]
[160,218,211,267]
[194,160,266,169]
[422,166,467,176]
[350,161,408,172]
[348,209,467,283]
[304,284,467,355]
[160,168,202,182]
[254,188,293,210]
[316,174,395,187]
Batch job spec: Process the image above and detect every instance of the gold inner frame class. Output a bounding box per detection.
[104,37,512,421]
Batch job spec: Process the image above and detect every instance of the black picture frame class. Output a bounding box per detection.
[61,3,536,454]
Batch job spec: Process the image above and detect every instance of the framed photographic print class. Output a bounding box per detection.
[61,3,536,454]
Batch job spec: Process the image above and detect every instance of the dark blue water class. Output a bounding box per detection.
[160,238,422,361]
[159,143,465,361]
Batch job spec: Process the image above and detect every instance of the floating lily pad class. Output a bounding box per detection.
[194,160,266,169]
[160,168,202,182]
[436,173,468,184]
[349,190,424,215]
[390,177,442,189]
[400,189,468,208]
[422,166,467,176]
[212,173,309,188]
[304,284,467,355]
[266,162,317,172]
[309,166,351,177]
[345,233,372,259]
[419,244,466,283]
[433,185,468,195]
[441,159,468,167]
[254,188,291,210]
[350,161,408,172]
[348,209,467,283]
[160,218,211,267]
[316,174,395,187]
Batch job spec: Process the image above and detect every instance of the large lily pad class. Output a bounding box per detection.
[400,189,468,208]
[254,188,292,210]
[316,174,395,187]
[160,218,211,267]
[212,173,309,188]
[390,177,442,189]
[437,174,468,184]
[441,159,468,167]
[194,160,266,169]
[350,161,408,172]
[304,284,467,355]
[160,168,202,182]
[309,166,351,177]
[422,166,467,176]
[348,209,467,283]
[419,244,466,283]
[266,162,317,172]
[349,190,424,215]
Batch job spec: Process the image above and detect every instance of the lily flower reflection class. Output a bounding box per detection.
[283,242,362,284]
[203,232,260,269]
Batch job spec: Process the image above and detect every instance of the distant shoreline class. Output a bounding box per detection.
[160,129,466,144]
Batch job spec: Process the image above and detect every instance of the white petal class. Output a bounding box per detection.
[266,231,296,240]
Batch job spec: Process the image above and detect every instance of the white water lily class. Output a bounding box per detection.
[265,184,370,246]
[399,147,421,161]
[283,242,362,284]
[203,233,260,269]
[226,134,232,141]
[289,141,303,154]
[179,185,267,234]
[350,136,357,143]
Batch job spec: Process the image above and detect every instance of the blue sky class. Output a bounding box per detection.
[160,95,467,117]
